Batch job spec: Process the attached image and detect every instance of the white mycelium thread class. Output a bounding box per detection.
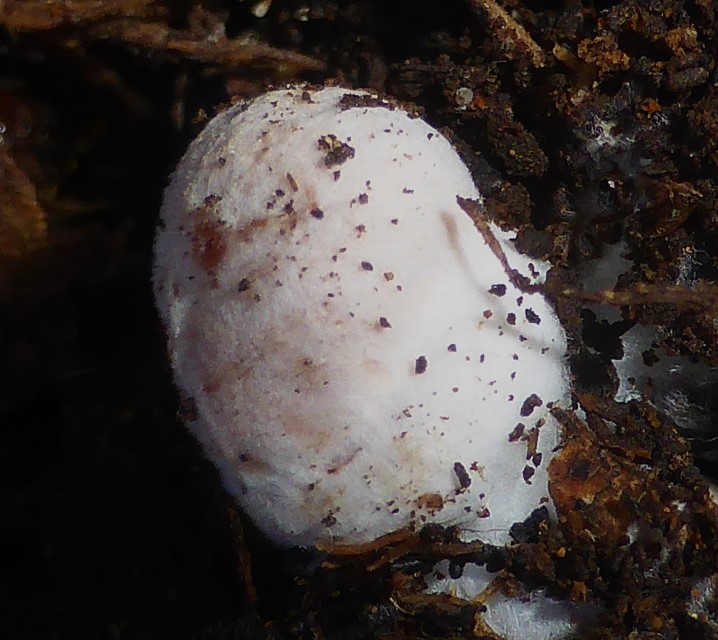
[427,561,598,640]
[153,85,570,549]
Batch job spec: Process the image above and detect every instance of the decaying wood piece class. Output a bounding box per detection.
[0,0,326,74]
[467,0,547,68]
[0,0,162,31]
[0,147,48,259]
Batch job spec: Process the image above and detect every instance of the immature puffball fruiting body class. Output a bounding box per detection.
[154,86,569,548]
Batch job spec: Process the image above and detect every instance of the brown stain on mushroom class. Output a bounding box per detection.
[237,451,272,475]
[295,357,330,389]
[361,358,386,378]
[280,412,336,452]
[440,210,461,251]
[190,196,227,275]
[439,210,489,296]
[235,216,272,243]
[326,447,362,474]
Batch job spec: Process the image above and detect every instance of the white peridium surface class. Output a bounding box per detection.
[154,85,569,548]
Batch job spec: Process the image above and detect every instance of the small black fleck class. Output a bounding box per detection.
[415,355,428,374]
[402,187,414,194]
[379,316,392,328]
[507,313,516,325]
[310,208,324,219]
[358,193,369,205]
[286,172,298,192]
[321,511,337,527]
[522,465,535,484]
[447,343,457,352]
[525,308,541,325]
[508,423,525,442]
[361,261,374,271]
[453,462,471,490]
[520,394,543,417]
[238,278,251,292]
[489,284,507,296]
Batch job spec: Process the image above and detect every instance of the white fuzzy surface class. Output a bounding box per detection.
[154,86,569,548]
[427,561,598,639]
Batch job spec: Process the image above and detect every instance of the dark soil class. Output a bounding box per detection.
[2,1,717,638]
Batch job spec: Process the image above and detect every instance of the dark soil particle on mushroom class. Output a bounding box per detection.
[414,355,428,375]
[2,1,718,639]
[317,134,356,168]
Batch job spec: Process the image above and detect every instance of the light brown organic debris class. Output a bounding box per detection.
[0,0,162,31]
[467,0,547,68]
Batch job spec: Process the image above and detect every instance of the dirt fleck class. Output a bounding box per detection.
[317,134,356,168]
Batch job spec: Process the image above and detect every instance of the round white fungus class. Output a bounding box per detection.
[153,85,570,549]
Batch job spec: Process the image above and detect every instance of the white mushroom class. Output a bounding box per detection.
[153,85,570,549]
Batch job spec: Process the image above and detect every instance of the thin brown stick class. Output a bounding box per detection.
[561,282,718,312]
[457,196,543,295]
[316,527,414,556]
[90,20,327,72]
